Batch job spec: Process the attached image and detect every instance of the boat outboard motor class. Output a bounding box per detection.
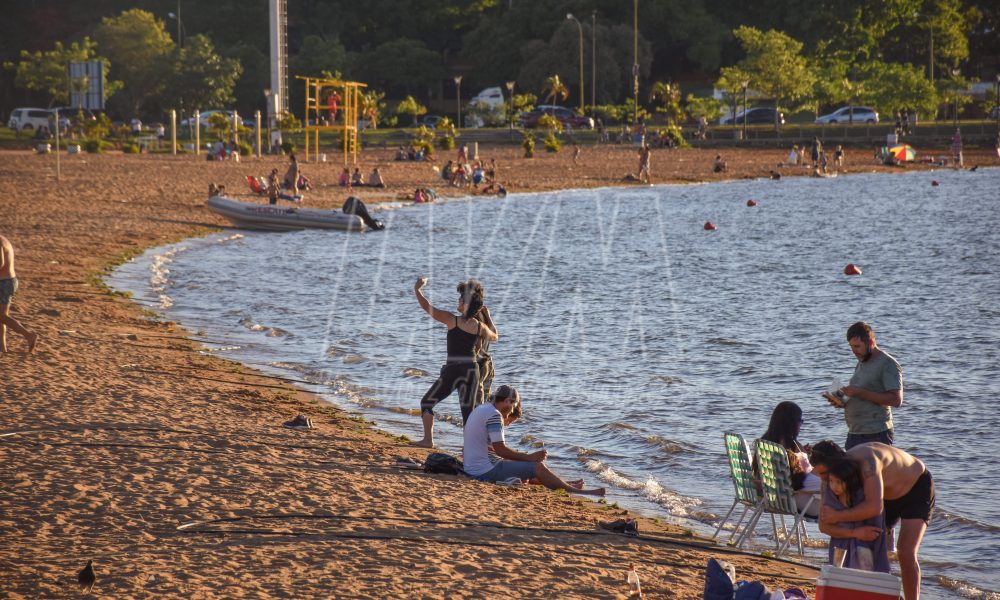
[342,196,384,231]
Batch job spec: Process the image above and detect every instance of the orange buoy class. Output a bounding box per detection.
[844,263,862,276]
[931,180,940,186]
[704,221,717,231]
[746,199,757,207]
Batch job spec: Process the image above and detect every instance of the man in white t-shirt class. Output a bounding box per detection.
[463,385,605,496]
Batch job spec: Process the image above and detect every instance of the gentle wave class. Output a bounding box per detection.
[581,457,702,515]
[935,576,1000,600]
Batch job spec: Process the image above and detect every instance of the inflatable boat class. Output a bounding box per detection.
[206,195,365,232]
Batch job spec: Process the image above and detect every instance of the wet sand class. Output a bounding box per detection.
[1,143,994,597]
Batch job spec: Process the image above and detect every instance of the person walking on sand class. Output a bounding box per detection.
[412,277,498,448]
[1,235,38,354]
[638,144,651,183]
[463,385,606,496]
[810,441,933,600]
[825,321,901,449]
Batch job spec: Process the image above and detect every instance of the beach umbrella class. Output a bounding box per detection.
[888,144,916,162]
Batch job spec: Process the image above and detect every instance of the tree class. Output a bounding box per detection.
[353,39,444,96]
[649,82,684,124]
[541,75,568,105]
[717,27,815,123]
[854,61,937,118]
[395,96,427,126]
[93,9,175,117]
[167,35,242,115]
[684,94,726,122]
[4,38,119,107]
[360,90,386,129]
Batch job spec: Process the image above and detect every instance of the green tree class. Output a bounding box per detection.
[684,94,727,122]
[4,38,119,107]
[854,61,937,117]
[718,27,815,124]
[360,90,386,129]
[541,75,568,105]
[93,9,175,116]
[167,35,242,114]
[649,81,684,125]
[354,39,444,95]
[396,96,427,126]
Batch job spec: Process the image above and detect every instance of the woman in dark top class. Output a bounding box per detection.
[758,401,821,516]
[412,276,498,448]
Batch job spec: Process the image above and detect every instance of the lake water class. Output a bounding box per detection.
[110,167,1000,599]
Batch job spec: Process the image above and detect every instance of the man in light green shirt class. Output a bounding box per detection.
[825,321,903,449]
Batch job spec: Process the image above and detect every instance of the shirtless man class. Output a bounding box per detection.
[1,235,39,353]
[810,441,934,600]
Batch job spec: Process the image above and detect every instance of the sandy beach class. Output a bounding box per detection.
[1,143,995,598]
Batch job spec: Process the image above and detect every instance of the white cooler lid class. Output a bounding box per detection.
[817,565,902,594]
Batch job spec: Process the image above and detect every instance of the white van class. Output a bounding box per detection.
[7,107,54,131]
[469,87,505,109]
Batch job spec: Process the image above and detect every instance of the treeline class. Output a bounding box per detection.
[1,0,996,121]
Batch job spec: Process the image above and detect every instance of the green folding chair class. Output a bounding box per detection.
[745,439,818,557]
[712,432,763,544]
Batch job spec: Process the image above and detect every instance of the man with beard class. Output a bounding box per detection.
[826,321,902,449]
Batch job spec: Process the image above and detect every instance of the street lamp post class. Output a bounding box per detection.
[168,1,184,48]
[951,68,960,129]
[567,13,584,112]
[454,76,462,129]
[632,0,639,126]
[591,11,597,109]
[505,81,515,139]
[741,80,749,142]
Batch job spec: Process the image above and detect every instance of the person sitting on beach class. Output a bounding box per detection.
[395,146,408,161]
[463,385,606,496]
[351,167,365,187]
[338,167,351,187]
[414,188,427,203]
[810,441,934,600]
[297,173,312,191]
[471,163,485,185]
[712,154,727,173]
[441,160,454,182]
[755,401,820,517]
[367,167,385,188]
[784,145,799,167]
[820,454,890,572]
[412,277,498,448]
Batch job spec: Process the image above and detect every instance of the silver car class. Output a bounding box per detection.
[815,106,879,124]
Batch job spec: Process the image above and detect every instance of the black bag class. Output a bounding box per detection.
[423,452,465,475]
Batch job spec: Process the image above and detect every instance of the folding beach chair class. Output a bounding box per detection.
[744,439,818,557]
[712,433,763,544]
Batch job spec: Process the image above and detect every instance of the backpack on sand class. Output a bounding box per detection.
[423,452,465,475]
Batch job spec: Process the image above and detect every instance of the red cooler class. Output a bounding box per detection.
[815,565,902,600]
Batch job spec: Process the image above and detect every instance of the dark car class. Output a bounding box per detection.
[416,115,443,128]
[721,107,785,126]
[519,106,594,129]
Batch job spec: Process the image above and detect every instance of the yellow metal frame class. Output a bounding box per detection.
[296,75,367,165]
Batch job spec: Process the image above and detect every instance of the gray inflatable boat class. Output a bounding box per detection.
[207,195,365,232]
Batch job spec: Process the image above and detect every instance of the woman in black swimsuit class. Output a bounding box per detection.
[412,277,498,448]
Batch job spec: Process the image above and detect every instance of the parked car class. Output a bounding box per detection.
[720,107,785,126]
[181,110,254,128]
[519,105,594,129]
[416,114,443,128]
[815,106,879,124]
[7,107,54,131]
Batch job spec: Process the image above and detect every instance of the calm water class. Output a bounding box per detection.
[111,168,1000,599]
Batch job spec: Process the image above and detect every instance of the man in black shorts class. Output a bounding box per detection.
[811,441,934,600]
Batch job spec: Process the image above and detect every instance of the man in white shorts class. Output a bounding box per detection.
[462,385,605,496]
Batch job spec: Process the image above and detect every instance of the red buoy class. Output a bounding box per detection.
[747,199,757,207]
[931,180,940,186]
[844,263,862,276]
[704,221,717,231]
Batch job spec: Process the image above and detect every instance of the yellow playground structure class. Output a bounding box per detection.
[296,75,366,165]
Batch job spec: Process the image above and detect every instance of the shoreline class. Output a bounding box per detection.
[2,146,996,597]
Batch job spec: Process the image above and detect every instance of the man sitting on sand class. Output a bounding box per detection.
[810,441,934,600]
[463,385,605,496]
[1,234,39,353]
[712,154,727,173]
